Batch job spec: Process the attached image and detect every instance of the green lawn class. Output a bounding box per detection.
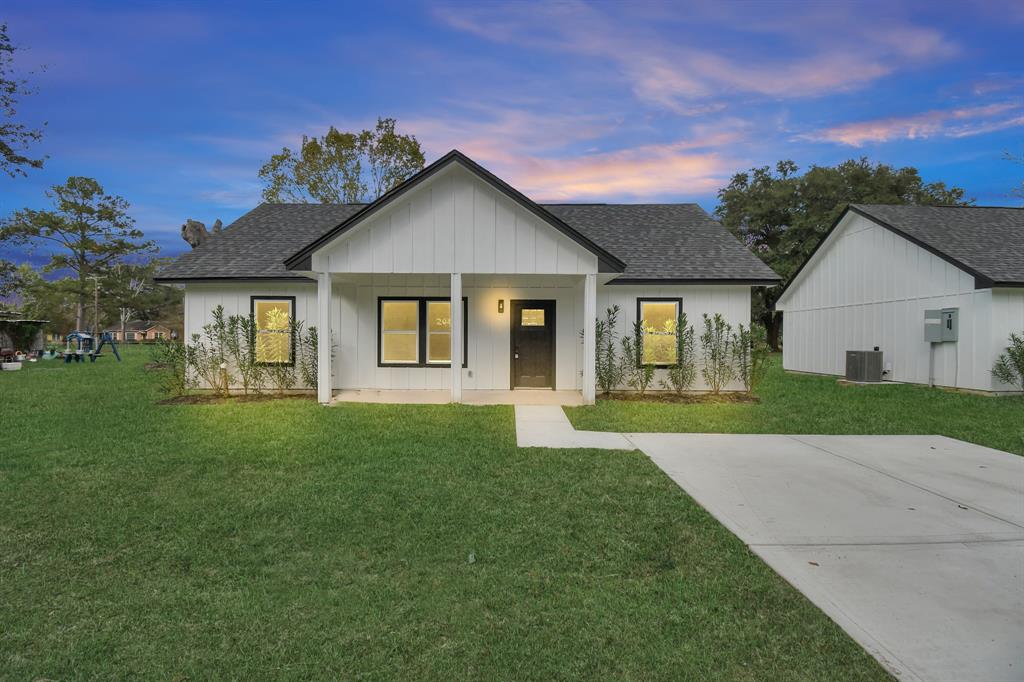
[566,358,1024,456]
[0,350,885,680]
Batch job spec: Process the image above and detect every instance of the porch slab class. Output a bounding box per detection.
[331,389,585,406]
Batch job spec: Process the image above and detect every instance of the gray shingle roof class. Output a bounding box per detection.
[157,201,779,283]
[852,204,1024,286]
[156,203,365,280]
[544,204,779,282]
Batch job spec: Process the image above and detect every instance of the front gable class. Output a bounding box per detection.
[286,150,624,276]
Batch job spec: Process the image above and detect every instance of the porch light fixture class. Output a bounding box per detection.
[498,299,504,314]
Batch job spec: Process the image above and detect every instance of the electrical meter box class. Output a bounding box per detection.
[924,308,958,342]
[941,308,958,342]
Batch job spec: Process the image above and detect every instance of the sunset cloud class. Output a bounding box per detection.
[799,103,1024,147]
[435,1,959,111]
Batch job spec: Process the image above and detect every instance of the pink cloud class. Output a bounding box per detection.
[510,143,742,200]
[434,2,959,111]
[798,102,1024,146]
[403,106,749,200]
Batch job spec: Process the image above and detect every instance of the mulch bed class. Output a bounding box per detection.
[600,391,760,404]
[158,393,316,405]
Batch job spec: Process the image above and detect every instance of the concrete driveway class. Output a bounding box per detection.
[630,433,1024,682]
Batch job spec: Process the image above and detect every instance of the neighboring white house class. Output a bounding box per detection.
[776,204,1024,393]
[157,150,779,404]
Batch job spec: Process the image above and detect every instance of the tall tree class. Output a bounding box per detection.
[101,259,182,339]
[0,22,45,177]
[1,176,156,329]
[716,158,971,349]
[258,117,425,204]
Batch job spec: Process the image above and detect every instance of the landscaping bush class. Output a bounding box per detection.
[151,338,188,396]
[591,305,625,395]
[225,313,266,395]
[661,310,696,394]
[700,313,734,394]
[296,322,319,391]
[731,322,771,394]
[992,332,1024,392]
[621,319,655,396]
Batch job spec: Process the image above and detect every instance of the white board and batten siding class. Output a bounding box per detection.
[312,165,599,276]
[599,284,752,392]
[183,281,318,387]
[776,211,1010,392]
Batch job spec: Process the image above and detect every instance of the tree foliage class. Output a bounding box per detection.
[0,22,45,177]
[715,158,971,348]
[258,117,425,204]
[1,176,156,329]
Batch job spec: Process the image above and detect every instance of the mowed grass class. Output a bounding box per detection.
[0,350,885,680]
[567,357,1024,455]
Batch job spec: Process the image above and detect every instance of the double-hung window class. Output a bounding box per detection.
[637,298,681,367]
[252,296,295,365]
[378,297,467,367]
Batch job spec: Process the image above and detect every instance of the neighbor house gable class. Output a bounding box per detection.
[777,205,991,310]
[285,150,625,275]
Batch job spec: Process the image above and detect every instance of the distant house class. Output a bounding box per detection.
[776,205,1024,393]
[104,321,174,343]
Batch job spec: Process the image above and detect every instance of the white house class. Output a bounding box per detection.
[776,204,1024,393]
[157,150,779,404]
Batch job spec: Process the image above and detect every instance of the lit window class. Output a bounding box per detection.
[521,309,545,326]
[253,297,294,365]
[378,298,467,367]
[427,301,452,363]
[381,300,419,364]
[638,299,680,366]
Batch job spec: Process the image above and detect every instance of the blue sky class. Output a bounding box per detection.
[2,0,1023,260]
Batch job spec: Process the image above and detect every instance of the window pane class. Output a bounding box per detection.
[382,301,418,332]
[643,334,677,365]
[428,332,451,362]
[255,300,291,330]
[427,301,451,332]
[254,298,293,364]
[256,332,290,363]
[382,333,417,363]
[521,309,545,326]
[640,302,677,335]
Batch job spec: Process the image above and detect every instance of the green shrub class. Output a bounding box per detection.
[661,310,696,394]
[621,319,655,396]
[151,338,188,397]
[700,313,734,395]
[592,305,625,395]
[730,323,770,394]
[992,332,1024,392]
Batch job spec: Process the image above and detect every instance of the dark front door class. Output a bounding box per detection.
[511,300,555,389]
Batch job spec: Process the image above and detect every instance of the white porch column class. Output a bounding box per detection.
[316,272,332,405]
[450,272,463,403]
[583,273,597,405]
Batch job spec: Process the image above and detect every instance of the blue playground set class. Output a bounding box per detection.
[64,330,121,363]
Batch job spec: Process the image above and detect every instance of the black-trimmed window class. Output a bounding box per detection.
[251,296,295,366]
[378,297,467,368]
[637,298,681,367]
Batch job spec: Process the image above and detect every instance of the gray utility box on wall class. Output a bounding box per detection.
[925,308,958,342]
[845,350,884,382]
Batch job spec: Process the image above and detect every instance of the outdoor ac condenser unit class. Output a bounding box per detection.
[845,350,883,382]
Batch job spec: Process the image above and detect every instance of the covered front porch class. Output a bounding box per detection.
[313,272,600,406]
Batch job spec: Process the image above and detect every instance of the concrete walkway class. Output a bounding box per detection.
[514,406,1024,682]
